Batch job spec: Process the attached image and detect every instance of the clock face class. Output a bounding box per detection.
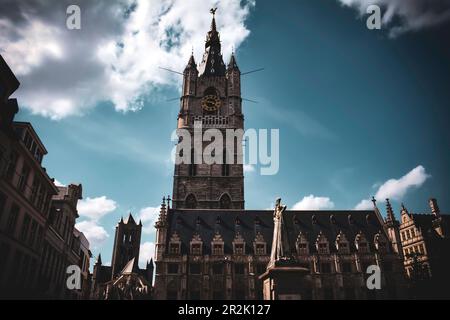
[201,95,221,112]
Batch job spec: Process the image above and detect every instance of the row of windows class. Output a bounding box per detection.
[169,240,383,256]
[401,228,417,242]
[0,192,44,249]
[40,243,68,291]
[22,129,44,164]
[169,242,267,256]
[0,242,39,290]
[404,244,426,257]
[165,260,392,275]
[3,150,52,215]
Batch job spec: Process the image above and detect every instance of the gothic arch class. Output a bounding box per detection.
[219,193,231,209]
[185,194,197,209]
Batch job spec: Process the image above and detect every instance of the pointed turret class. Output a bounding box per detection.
[385,198,397,224]
[126,213,136,225]
[96,253,102,265]
[401,203,409,216]
[185,53,197,71]
[227,52,240,72]
[198,8,226,77]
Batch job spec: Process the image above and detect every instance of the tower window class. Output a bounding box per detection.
[185,194,197,209]
[219,194,231,209]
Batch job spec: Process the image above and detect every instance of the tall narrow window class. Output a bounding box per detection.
[222,149,230,176]
[6,152,18,182]
[6,204,20,235]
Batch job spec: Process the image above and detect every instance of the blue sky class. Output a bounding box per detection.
[2,0,450,267]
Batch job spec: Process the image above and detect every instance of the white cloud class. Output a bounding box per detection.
[292,195,335,210]
[336,0,450,37]
[139,241,155,268]
[75,220,109,249]
[354,199,373,210]
[77,196,117,221]
[138,206,160,235]
[355,165,430,210]
[0,0,254,119]
[54,179,65,187]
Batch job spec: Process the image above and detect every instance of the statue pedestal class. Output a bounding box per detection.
[259,263,311,300]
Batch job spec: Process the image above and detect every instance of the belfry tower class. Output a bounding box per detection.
[110,213,142,278]
[172,8,244,210]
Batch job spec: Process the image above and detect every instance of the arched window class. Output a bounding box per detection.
[185,194,197,209]
[219,194,231,209]
[335,231,350,254]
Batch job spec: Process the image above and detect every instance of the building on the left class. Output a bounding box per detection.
[0,54,91,299]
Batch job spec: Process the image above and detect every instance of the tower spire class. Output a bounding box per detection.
[210,7,217,31]
[198,8,226,76]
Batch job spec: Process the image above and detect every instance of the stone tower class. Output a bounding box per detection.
[172,9,244,210]
[111,214,142,279]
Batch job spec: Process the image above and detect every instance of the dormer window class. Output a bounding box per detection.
[212,243,223,255]
[169,243,180,255]
[190,233,203,255]
[253,232,267,255]
[355,232,370,254]
[191,243,202,255]
[296,232,309,255]
[315,232,329,255]
[211,232,224,255]
[169,232,181,255]
[233,232,245,255]
[336,231,350,254]
[234,243,244,255]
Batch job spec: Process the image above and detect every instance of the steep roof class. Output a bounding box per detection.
[165,209,387,255]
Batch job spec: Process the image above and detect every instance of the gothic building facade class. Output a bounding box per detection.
[153,11,410,300]
[0,54,91,299]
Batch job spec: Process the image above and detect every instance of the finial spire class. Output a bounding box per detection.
[401,203,409,215]
[385,198,396,223]
[167,195,172,208]
[210,7,217,31]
